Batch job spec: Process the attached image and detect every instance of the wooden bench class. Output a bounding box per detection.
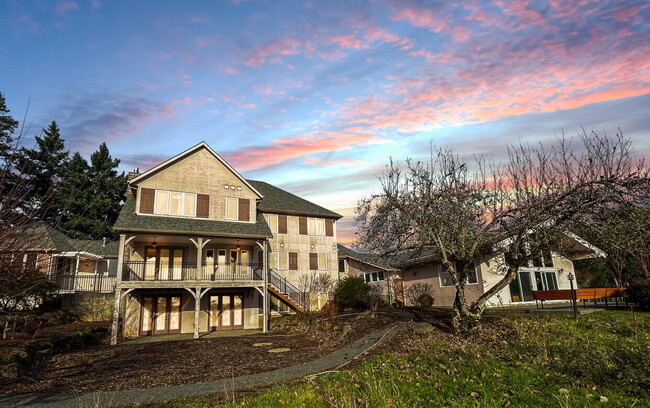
[532,288,627,309]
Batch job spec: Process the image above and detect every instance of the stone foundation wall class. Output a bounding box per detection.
[61,293,115,321]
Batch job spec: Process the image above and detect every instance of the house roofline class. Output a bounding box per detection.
[112,226,272,239]
[128,142,264,199]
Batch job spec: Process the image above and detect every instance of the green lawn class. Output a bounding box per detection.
[162,311,650,408]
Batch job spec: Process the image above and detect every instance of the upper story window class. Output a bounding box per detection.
[154,190,196,217]
[308,218,326,235]
[225,197,238,220]
[318,253,328,270]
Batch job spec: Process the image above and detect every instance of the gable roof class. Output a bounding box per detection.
[248,180,342,219]
[129,142,263,199]
[0,221,74,252]
[113,196,273,238]
[337,244,399,271]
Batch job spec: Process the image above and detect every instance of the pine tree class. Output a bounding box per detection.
[17,121,70,221]
[57,152,91,237]
[60,143,126,239]
[0,92,19,167]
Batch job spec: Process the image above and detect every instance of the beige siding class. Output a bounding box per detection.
[135,148,258,222]
[265,213,339,297]
[401,261,484,307]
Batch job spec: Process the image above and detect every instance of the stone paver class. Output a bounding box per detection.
[0,325,407,408]
[268,347,290,353]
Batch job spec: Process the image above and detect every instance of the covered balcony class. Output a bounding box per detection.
[117,234,266,288]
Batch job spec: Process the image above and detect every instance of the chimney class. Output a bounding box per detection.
[126,167,140,196]
[102,237,107,247]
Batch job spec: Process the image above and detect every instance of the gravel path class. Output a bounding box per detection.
[0,324,408,408]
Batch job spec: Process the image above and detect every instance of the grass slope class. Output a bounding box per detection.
[153,311,650,408]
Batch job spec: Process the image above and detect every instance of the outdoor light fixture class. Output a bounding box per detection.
[151,236,157,248]
[236,240,241,251]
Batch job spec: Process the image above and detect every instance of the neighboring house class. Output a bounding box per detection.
[110,142,341,343]
[338,232,603,308]
[337,244,402,304]
[0,221,118,295]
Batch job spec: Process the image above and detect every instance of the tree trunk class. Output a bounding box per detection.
[451,282,481,336]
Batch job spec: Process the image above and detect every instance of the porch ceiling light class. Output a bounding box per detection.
[151,236,157,248]
[236,240,241,251]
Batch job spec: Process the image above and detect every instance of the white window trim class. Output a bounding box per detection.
[225,197,239,220]
[364,271,385,283]
[153,190,197,217]
[271,251,289,270]
[308,217,326,236]
[317,253,328,270]
[266,214,279,233]
[438,263,479,287]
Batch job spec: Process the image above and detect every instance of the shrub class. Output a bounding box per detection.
[405,283,435,307]
[627,278,650,310]
[334,276,371,310]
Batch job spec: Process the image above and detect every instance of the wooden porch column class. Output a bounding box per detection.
[110,234,127,345]
[194,286,201,339]
[190,238,211,279]
[110,288,122,345]
[263,239,269,333]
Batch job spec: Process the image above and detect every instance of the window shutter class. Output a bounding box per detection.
[278,214,288,234]
[196,194,210,218]
[299,216,308,235]
[239,198,250,221]
[309,253,318,270]
[289,252,298,270]
[139,188,155,214]
[325,219,334,237]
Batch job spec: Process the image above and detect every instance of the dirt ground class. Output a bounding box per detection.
[1,309,441,396]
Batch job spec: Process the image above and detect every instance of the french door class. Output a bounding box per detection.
[144,246,184,280]
[140,295,182,335]
[209,294,244,330]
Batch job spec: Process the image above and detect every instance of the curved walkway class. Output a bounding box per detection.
[0,324,409,408]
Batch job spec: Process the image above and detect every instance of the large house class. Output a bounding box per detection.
[109,142,341,343]
[338,233,604,308]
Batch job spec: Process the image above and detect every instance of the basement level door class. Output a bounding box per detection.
[209,294,244,330]
[140,295,181,335]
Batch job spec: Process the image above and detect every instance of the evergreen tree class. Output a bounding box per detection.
[0,92,19,166]
[61,143,126,239]
[57,152,91,237]
[17,121,69,221]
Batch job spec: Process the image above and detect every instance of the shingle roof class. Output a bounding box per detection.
[67,239,119,257]
[247,180,342,219]
[0,221,74,252]
[337,244,442,270]
[113,196,273,238]
[337,244,400,270]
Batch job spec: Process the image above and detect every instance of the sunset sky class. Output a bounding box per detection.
[2,0,649,243]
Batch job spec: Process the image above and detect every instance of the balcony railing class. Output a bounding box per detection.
[122,261,264,282]
[55,274,116,293]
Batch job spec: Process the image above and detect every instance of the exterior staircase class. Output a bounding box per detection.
[268,269,307,313]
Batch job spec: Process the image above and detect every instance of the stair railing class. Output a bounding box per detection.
[268,268,307,311]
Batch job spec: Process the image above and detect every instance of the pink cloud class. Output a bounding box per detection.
[244,37,302,67]
[328,33,368,49]
[252,84,285,96]
[223,131,380,171]
[56,1,79,15]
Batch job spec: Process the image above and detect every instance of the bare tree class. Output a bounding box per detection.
[356,130,649,335]
[405,282,435,307]
[297,271,335,311]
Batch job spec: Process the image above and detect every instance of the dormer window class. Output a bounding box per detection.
[154,190,197,217]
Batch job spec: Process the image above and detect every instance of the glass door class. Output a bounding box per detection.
[144,248,156,280]
[230,250,238,275]
[209,294,245,330]
[141,296,154,335]
[509,271,535,302]
[217,249,226,274]
[240,250,249,275]
[142,295,182,336]
[205,249,215,279]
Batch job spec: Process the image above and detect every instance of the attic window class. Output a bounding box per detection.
[154,190,196,217]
